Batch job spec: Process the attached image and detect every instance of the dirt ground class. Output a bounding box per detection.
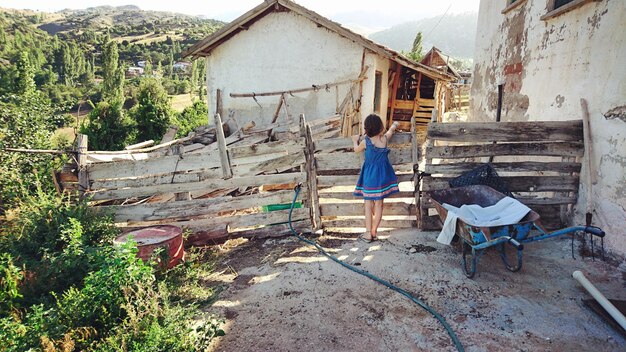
[202,229,625,352]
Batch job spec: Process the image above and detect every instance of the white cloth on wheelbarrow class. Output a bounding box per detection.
[436,196,531,245]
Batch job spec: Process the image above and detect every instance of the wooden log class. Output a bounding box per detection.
[320,202,416,217]
[86,135,195,155]
[302,115,322,230]
[410,116,421,228]
[230,77,367,98]
[77,134,89,198]
[216,89,223,119]
[214,113,233,179]
[426,142,584,159]
[125,140,155,150]
[427,120,584,142]
[425,161,581,175]
[100,189,304,222]
[89,172,307,201]
[421,175,580,192]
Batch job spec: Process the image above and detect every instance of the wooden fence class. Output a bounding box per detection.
[64,114,348,245]
[60,115,586,240]
[312,119,420,231]
[420,120,584,230]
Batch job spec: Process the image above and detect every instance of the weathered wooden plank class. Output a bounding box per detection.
[425,162,581,174]
[422,176,580,192]
[314,133,412,153]
[313,129,341,140]
[427,120,583,142]
[100,189,306,222]
[96,168,222,190]
[232,151,305,177]
[317,191,415,200]
[170,208,310,231]
[320,202,416,217]
[77,134,88,196]
[89,172,307,201]
[229,139,304,159]
[317,174,414,187]
[316,148,413,171]
[215,113,233,179]
[322,218,416,229]
[230,219,313,238]
[303,117,322,230]
[421,193,576,208]
[88,152,222,180]
[427,142,584,159]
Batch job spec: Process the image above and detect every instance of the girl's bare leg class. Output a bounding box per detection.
[364,200,374,240]
[372,199,384,238]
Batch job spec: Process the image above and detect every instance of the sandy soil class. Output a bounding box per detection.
[202,229,625,352]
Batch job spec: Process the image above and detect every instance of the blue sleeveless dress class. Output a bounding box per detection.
[353,136,399,200]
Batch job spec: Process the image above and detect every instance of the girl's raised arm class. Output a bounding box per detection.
[352,135,366,153]
[384,121,399,141]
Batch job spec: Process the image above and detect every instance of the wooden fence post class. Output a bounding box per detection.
[214,113,233,179]
[300,114,322,230]
[410,117,421,229]
[77,134,89,199]
[173,144,191,201]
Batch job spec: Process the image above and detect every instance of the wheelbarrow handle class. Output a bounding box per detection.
[583,226,605,238]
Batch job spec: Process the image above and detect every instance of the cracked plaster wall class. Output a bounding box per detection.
[470,0,626,257]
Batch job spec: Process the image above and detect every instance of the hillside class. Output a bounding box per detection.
[369,12,478,59]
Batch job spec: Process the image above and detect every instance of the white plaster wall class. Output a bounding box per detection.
[471,0,626,257]
[361,53,391,126]
[206,10,378,127]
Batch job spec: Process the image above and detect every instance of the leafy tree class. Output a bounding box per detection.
[14,52,36,95]
[130,78,173,143]
[173,100,208,137]
[101,40,124,102]
[80,100,135,151]
[0,93,62,210]
[406,31,424,62]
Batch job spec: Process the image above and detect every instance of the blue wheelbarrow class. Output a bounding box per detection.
[429,185,606,278]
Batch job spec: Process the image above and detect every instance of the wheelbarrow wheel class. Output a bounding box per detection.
[461,242,477,278]
[499,242,523,272]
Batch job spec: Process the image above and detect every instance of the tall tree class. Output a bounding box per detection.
[408,31,424,62]
[15,52,36,95]
[102,40,124,102]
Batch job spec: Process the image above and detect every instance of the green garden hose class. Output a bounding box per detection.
[287,184,464,352]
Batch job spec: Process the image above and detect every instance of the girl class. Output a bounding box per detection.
[352,114,399,242]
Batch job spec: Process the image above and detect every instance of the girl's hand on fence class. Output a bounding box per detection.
[391,121,399,129]
[352,135,361,144]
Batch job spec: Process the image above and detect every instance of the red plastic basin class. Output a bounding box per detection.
[115,225,184,268]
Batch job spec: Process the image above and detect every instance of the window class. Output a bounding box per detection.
[373,71,382,113]
[541,0,598,20]
[502,0,527,14]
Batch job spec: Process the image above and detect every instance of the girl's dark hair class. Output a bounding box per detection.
[363,114,384,137]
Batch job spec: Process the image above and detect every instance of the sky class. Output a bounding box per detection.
[2,0,480,30]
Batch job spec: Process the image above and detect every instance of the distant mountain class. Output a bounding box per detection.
[36,5,223,37]
[369,12,478,59]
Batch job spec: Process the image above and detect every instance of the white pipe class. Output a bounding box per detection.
[573,270,626,330]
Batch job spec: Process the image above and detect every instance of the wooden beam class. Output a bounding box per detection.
[426,142,584,159]
[215,113,233,179]
[77,134,89,198]
[230,77,366,98]
[425,161,581,175]
[427,120,584,142]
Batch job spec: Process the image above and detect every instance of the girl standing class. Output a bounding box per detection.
[352,114,399,242]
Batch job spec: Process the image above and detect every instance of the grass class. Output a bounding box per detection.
[170,93,195,112]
